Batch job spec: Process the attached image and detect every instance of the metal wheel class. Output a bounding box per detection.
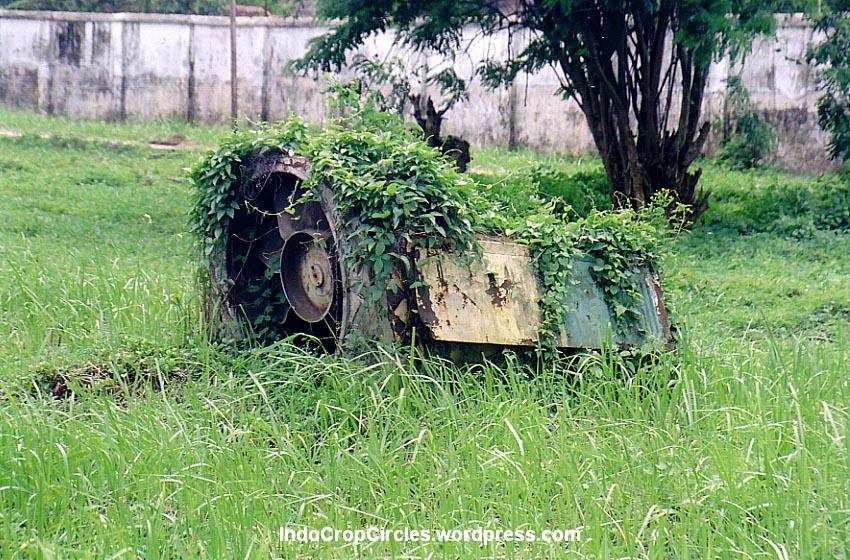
[224,154,344,350]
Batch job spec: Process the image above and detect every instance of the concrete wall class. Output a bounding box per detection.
[0,10,832,171]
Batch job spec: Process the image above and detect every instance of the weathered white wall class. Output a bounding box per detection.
[0,10,832,171]
[701,19,828,172]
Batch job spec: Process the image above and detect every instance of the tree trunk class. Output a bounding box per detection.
[560,57,710,219]
[410,93,472,172]
[229,0,238,121]
[410,93,444,145]
[551,3,711,221]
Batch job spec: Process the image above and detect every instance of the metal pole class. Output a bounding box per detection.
[229,0,238,122]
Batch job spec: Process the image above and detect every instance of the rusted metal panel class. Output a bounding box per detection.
[558,258,614,347]
[559,260,669,347]
[415,239,544,346]
[415,238,670,349]
[635,269,671,342]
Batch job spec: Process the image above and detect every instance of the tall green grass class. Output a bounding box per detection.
[0,118,848,558]
[2,337,848,557]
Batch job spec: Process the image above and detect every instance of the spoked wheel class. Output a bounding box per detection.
[274,190,343,347]
[281,232,336,323]
[225,155,343,350]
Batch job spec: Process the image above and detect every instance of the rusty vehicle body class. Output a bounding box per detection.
[415,239,669,349]
[207,153,671,351]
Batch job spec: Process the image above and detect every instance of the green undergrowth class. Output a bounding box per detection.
[697,162,850,235]
[470,163,611,219]
[1,333,848,558]
[0,106,228,149]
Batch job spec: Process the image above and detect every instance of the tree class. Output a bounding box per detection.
[299,0,776,219]
[807,4,850,161]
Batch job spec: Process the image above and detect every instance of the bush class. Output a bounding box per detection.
[716,77,775,170]
[527,164,611,216]
[700,164,850,235]
[807,12,850,162]
[812,171,850,230]
[471,162,611,221]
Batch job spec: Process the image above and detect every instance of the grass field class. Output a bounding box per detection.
[0,108,848,558]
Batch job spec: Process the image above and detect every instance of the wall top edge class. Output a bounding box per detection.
[0,8,328,28]
[0,9,814,29]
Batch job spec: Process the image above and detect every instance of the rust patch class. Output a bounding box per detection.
[459,289,477,308]
[485,273,514,307]
[651,276,671,340]
[388,298,409,338]
[414,239,543,346]
[415,283,440,327]
[386,269,411,339]
[436,261,449,290]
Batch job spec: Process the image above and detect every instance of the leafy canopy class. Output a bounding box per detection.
[302,0,771,74]
[807,2,850,161]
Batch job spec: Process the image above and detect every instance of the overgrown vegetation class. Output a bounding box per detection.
[190,90,663,347]
[808,6,850,161]
[717,76,776,170]
[1,109,849,557]
[700,164,850,235]
[190,95,479,342]
[346,54,472,171]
